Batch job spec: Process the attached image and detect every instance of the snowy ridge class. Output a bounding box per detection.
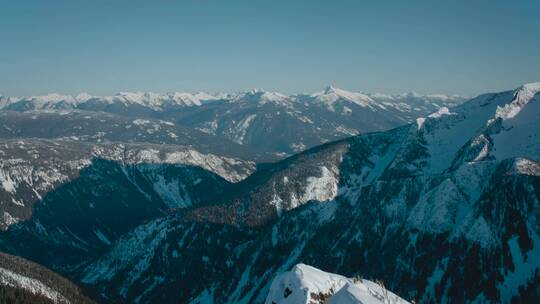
[0,91,219,111]
[185,141,348,227]
[0,87,458,109]
[112,91,217,109]
[310,85,375,110]
[0,267,69,303]
[228,89,292,106]
[487,83,540,162]
[308,86,464,113]
[265,264,409,304]
[94,144,255,182]
[0,87,464,113]
[495,82,540,120]
[0,139,254,229]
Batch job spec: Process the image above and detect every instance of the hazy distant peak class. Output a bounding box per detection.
[311,86,374,108]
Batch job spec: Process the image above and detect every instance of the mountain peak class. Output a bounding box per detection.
[247,88,266,95]
[312,86,373,108]
[324,85,337,94]
[75,93,93,101]
[495,82,540,120]
[230,89,291,105]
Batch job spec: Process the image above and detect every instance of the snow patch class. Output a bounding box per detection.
[416,117,426,130]
[471,135,490,162]
[231,114,256,144]
[301,166,339,204]
[335,126,359,136]
[427,107,456,119]
[289,143,306,152]
[514,158,540,176]
[0,169,17,193]
[132,119,151,126]
[2,212,20,227]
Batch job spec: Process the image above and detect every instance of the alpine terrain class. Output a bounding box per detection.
[0,83,538,303]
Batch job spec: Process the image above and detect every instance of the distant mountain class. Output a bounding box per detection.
[0,91,216,112]
[0,252,93,303]
[0,110,271,162]
[0,87,465,155]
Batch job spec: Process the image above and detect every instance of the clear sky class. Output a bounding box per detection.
[1,0,539,96]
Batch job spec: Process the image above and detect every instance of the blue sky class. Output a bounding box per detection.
[0,0,539,96]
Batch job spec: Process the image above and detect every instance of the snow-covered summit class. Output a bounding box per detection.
[112,91,217,108]
[311,85,374,108]
[226,89,292,106]
[265,263,409,304]
[75,92,93,102]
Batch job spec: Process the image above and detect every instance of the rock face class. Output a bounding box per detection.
[0,87,465,156]
[0,84,538,303]
[265,264,409,304]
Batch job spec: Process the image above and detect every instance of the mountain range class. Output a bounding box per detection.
[0,87,465,156]
[0,83,538,303]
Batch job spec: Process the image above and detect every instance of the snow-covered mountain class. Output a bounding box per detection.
[0,91,217,112]
[0,139,254,231]
[0,110,271,161]
[0,83,537,303]
[265,264,409,304]
[0,88,462,113]
[0,87,465,155]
